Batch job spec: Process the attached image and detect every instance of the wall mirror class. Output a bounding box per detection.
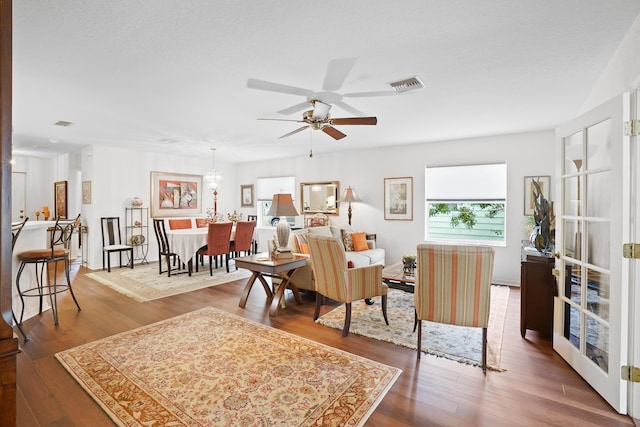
[300,181,339,215]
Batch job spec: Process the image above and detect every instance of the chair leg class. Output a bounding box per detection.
[12,310,28,342]
[342,303,352,337]
[381,294,389,325]
[129,248,134,268]
[225,255,229,273]
[166,255,172,277]
[313,294,324,320]
[65,258,81,312]
[482,327,488,373]
[417,319,422,359]
[413,308,418,332]
[209,256,213,276]
[49,261,59,325]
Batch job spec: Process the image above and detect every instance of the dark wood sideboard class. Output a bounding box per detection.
[520,255,556,339]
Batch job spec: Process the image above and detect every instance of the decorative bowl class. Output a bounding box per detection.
[130,234,145,245]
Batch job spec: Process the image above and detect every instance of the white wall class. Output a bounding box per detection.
[78,145,238,270]
[11,156,53,217]
[236,130,556,286]
[582,14,640,111]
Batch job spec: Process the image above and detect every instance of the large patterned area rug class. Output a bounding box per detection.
[86,262,250,302]
[55,307,401,427]
[317,286,510,371]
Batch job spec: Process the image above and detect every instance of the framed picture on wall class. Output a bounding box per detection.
[82,181,92,204]
[384,177,413,220]
[150,171,203,217]
[241,184,254,207]
[524,175,550,215]
[54,180,68,219]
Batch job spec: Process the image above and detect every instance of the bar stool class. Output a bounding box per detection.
[11,217,29,341]
[15,215,82,326]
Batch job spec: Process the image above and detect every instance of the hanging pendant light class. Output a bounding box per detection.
[205,148,223,216]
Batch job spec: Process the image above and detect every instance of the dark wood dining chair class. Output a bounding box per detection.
[152,219,182,276]
[100,217,134,272]
[196,222,233,274]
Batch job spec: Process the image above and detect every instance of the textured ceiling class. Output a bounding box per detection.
[10,0,640,163]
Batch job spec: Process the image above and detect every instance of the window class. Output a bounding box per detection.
[425,163,506,244]
[256,176,296,227]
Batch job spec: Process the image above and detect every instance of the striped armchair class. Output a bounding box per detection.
[307,235,388,337]
[415,243,495,371]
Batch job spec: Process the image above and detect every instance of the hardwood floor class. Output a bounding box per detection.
[14,260,635,426]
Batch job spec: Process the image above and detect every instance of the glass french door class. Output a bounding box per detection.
[629,87,640,417]
[554,93,630,413]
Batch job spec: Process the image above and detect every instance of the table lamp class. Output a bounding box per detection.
[267,194,299,256]
[339,186,360,225]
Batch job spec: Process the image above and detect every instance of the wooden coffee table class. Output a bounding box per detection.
[236,253,307,316]
[382,262,416,293]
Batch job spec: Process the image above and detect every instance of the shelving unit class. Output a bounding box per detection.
[125,207,149,265]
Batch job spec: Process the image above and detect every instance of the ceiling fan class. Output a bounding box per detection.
[247,57,397,140]
[258,99,377,140]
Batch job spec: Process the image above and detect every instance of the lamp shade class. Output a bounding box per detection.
[266,194,299,217]
[339,186,360,203]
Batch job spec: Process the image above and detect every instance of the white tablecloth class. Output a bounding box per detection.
[166,228,208,263]
[166,227,241,263]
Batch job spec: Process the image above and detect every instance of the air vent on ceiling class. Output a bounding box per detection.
[54,120,73,127]
[158,138,180,144]
[388,76,424,93]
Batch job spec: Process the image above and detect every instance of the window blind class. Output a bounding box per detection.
[426,163,506,201]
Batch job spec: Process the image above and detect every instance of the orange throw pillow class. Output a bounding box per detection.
[351,232,368,251]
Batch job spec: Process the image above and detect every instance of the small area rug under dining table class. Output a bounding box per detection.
[55,307,401,427]
[86,262,251,302]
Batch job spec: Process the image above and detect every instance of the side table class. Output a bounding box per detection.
[520,255,556,339]
[236,253,307,316]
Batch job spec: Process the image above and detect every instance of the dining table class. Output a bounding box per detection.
[165,225,256,267]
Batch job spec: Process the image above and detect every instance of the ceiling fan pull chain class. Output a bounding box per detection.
[309,129,313,158]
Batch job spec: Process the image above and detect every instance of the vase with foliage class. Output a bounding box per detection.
[530,179,555,255]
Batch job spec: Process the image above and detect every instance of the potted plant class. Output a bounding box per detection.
[530,179,555,256]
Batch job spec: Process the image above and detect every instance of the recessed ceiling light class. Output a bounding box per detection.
[158,138,180,144]
[54,120,73,127]
[49,139,58,144]
[388,76,424,93]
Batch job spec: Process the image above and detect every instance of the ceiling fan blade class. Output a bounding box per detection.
[334,101,367,117]
[321,125,347,140]
[322,57,357,92]
[343,90,400,97]
[278,126,309,139]
[258,118,304,123]
[247,78,315,97]
[277,101,313,115]
[330,117,377,126]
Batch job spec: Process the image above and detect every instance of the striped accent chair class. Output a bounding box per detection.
[415,243,495,371]
[307,235,389,337]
